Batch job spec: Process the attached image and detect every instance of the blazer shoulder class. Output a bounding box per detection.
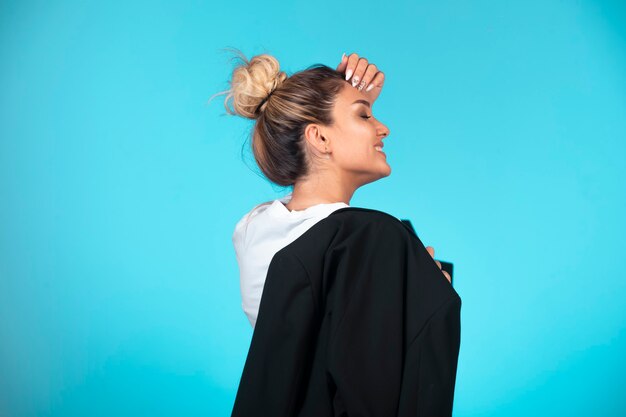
[328,206,402,223]
[328,207,419,240]
[276,207,420,267]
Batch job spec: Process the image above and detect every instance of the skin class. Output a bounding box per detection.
[284,53,389,211]
[284,52,451,284]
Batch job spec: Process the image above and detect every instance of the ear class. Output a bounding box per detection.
[303,123,329,155]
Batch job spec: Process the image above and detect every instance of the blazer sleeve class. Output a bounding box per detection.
[327,218,462,417]
[230,251,318,417]
[396,294,462,416]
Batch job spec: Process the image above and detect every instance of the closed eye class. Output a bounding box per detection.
[361,115,372,119]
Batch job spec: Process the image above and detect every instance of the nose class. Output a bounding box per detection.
[379,124,390,138]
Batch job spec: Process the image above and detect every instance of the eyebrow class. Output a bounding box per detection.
[351,99,371,108]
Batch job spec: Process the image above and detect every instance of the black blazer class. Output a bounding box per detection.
[231,207,462,417]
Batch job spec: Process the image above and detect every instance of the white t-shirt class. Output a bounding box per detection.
[232,193,350,328]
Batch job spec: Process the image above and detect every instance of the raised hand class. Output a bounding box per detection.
[336,52,386,104]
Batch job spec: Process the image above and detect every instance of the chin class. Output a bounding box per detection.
[375,165,391,180]
[380,161,391,177]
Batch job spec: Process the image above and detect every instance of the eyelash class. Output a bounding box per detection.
[361,115,372,119]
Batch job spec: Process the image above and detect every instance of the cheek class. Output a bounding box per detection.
[335,143,377,166]
[333,122,378,164]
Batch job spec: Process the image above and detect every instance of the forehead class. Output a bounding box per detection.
[335,83,370,109]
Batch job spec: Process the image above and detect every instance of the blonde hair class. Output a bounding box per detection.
[210,48,346,186]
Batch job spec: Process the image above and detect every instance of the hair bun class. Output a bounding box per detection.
[215,49,288,119]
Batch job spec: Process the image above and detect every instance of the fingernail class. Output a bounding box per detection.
[352,76,359,87]
[341,52,346,61]
[366,84,374,92]
[345,68,353,81]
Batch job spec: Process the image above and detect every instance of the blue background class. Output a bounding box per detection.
[1,0,625,416]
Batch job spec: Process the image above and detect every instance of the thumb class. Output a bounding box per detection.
[336,52,348,72]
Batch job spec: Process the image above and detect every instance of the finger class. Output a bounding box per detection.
[435,260,441,269]
[344,53,360,81]
[443,271,451,283]
[336,52,348,72]
[365,71,385,92]
[426,246,434,258]
[350,58,369,88]
[357,64,379,92]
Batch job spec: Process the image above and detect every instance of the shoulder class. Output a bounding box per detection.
[330,206,401,222]
[232,199,276,242]
[327,207,419,241]
[278,207,421,259]
[234,200,274,227]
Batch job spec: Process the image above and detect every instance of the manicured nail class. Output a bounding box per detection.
[341,52,346,61]
[345,68,353,81]
[366,84,374,92]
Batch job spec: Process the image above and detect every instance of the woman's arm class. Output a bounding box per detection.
[230,252,317,417]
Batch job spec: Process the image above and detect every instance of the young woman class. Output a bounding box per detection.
[213,50,460,416]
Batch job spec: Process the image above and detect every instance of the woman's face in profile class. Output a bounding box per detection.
[328,84,391,186]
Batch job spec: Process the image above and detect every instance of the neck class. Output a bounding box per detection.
[285,174,354,211]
